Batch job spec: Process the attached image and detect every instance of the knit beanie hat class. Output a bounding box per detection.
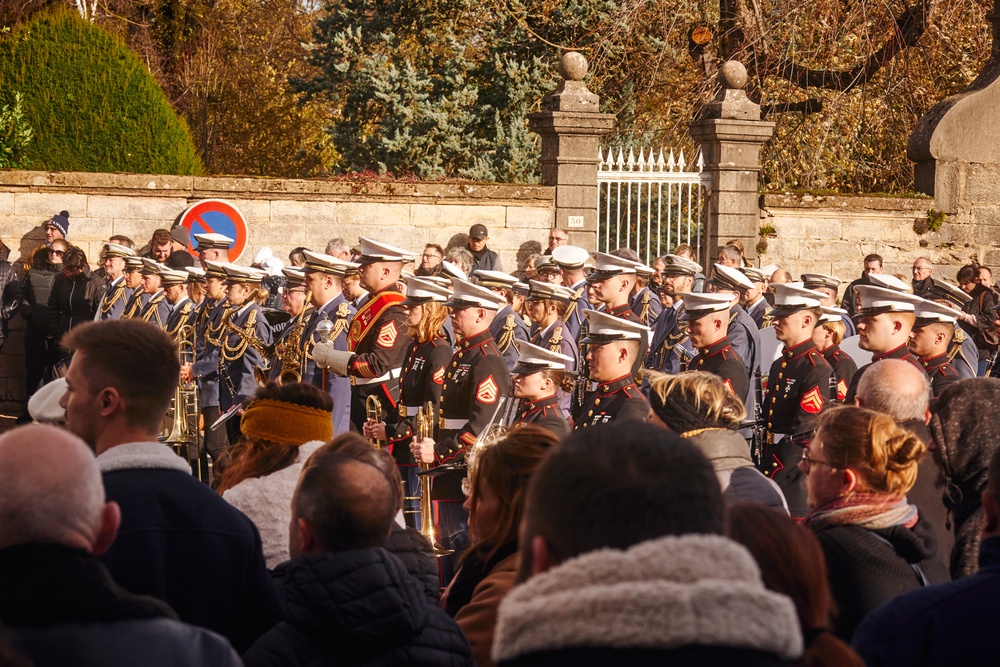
[649,386,714,434]
[240,398,332,446]
[170,225,190,247]
[46,211,70,238]
[929,377,1000,577]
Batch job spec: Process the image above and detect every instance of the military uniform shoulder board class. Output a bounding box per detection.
[760,313,774,328]
[549,326,563,353]
[953,328,968,344]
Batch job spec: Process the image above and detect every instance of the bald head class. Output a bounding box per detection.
[0,425,118,552]
[856,359,932,422]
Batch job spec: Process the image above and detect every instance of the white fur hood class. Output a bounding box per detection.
[96,441,192,474]
[491,533,803,663]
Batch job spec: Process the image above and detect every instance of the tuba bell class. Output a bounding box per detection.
[416,401,453,557]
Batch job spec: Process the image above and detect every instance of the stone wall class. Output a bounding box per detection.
[757,193,982,282]
[0,170,555,409]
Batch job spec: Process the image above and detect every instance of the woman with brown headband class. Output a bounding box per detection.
[443,425,558,667]
[799,406,949,640]
[218,381,333,569]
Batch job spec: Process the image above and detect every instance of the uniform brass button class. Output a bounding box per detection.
[452,362,457,367]
[771,462,777,467]
[601,385,608,392]
[594,398,601,406]
[781,362,787,368]
[777,373,783,380]
[588,410,594,416]
[768,410,773,416]
[582,423,588,428]
[458,353,464,359]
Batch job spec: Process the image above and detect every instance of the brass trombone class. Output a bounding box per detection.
[416,401,453,557]
[366,395,384,449]
[164,324,206,482]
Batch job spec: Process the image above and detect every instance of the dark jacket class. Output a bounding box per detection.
[812,514,950,641]
[21,247,60,335]
[685,429,787,513]
[0,244,22,344]
[386,524,440,605]
[48,268,102,339]
[97,442,282,653]
[0,543,242,667]
[469,246,502,274]
[852,535,1000,666]
[244,547,475,667]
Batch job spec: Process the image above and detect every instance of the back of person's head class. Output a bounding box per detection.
[673,243,695,260]
[308,433,404,512]
[467,425,559,563]
[648,371,747,434]
[820,319,845,345]
[63,246,88,271]
[218,382,333,493]
[719,244,743,264]
[856,359,931,422]
[610,247,640,262]
[816,406,925,497]
[0,425,111,552]
[727,504,864,667]
[293,452,396,554]
[62,320,179,434]
[522,422,723,568]
[325,237,349,257]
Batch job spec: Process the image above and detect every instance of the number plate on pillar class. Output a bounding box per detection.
[567,215,584,228]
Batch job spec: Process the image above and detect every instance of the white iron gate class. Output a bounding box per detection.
[597,147,711,265]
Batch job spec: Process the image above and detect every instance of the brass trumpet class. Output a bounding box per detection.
[416,401,453,557]
[366,395,384,449]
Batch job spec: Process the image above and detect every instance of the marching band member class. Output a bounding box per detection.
[218,264,272,444]
[511,340,572,437]
[525,279,579,415]
[312,238,412,433]
[550,245,592,341]
[909,298,963,397]
[681,291,750,401]
[136,259,171,328]
[759,283,834,519]
[161,268,196,337]
[94,243,135,320]
[266,267,313,383]
[628,261,663,327]
[472,269,530,373]
[365,276,452,529]
[813,306,858,401]
[185,261,231,473]
[410,278,511,582]
[802,273,857,337]
[573,310,650,430]
[300,251,356,435]
[119,255,149,319]
[193,232,234,269]
[645,254,700,374]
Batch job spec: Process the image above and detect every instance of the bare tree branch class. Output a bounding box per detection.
[769,2,929,92]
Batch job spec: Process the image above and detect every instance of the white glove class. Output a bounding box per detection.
[313,343,354,376]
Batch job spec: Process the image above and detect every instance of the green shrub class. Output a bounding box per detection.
[0,10,203,175]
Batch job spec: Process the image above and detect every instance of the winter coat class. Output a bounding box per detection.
[492,534,803,667]
[685,428,788,513]
[243,547,475,667]
[223,440,325,569]
[812,514,950,641]
[454,551,518,667]
[0,542,242,667]
[0,243,22,344]
[48,268,102,339]
[385,524,441,605]
[21,246,60,335]
[852,535,1000,666]
[98,441,282,653]
[469,246,503,274]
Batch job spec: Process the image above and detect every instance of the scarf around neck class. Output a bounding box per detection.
[803,493,918,532]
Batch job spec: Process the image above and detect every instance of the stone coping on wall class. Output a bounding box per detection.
[761,192,932,212]
[0,170,555,205]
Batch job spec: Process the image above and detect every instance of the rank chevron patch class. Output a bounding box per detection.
[836,379,848,401]
[800,386,824,414]
[376,321,398,348]
[432,367,445,385]
[476,375,499,404]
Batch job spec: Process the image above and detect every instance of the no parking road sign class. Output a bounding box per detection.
[178,199,248,262]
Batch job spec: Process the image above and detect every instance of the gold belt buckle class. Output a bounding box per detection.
[438,417,446,430]
[399,404,406,419]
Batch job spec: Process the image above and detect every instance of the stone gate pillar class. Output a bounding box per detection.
[689,61,774,270]
[908,0,1000,264]
[528,52,616,249]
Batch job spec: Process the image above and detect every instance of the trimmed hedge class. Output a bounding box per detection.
[0,10,203,175]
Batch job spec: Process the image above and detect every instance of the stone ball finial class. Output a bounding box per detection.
[559,52,588,81]
[720,61,748,90]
